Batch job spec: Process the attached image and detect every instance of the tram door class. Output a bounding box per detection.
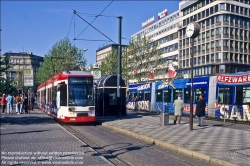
[57,83,67,108]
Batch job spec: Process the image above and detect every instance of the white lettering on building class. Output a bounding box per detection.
[142,16,155,29]
[137,83,150,91]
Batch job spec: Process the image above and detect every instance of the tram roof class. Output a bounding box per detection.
[37,70,93,89]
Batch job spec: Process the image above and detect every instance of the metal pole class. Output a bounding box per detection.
[117,16,122,118]
[190,38,194,131]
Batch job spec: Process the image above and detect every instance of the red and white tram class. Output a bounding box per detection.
[37,71,95,123]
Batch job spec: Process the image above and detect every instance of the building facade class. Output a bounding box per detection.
[96,43,127,65]
[1,52,44,93]
[178,0,250,78]
[129,0,250,83]
[130,9,180,82]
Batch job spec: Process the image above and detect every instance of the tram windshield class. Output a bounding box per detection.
[68,77,94,106]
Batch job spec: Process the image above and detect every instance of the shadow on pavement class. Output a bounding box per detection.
[0,116,55,125]
[1,130,50,135]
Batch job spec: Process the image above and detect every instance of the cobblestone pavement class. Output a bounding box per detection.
[97,110,250,166]
[0,110,113,166]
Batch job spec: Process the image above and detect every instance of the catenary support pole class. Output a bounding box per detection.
[117,16,122,118]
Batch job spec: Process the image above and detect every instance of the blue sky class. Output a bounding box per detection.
[1,1,180,67]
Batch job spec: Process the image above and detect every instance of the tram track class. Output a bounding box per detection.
[58,122,132,166]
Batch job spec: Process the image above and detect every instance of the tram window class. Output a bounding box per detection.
[60,85,67,106]
[163,90,171,102]
[218,87,232,104]
[243,87,250,103]
[144,91,150,101]
[173,89,182,100]
[156,90,163,102]
[129,92,137,100]
[194,88,206,103]
[184,88,190,103]
[138,91,143,101]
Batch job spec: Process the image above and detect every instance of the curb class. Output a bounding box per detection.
[102,123,236,166]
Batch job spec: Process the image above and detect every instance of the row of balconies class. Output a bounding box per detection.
[181,59,250,68]
[180,22,250,39]
[180,35,249,48]
[179,47,250,58]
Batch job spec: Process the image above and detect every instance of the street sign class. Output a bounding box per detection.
[91,70,101,79]
[24,69,34,86]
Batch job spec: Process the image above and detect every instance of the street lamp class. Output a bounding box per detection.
[185,22,200,131]
[79,49,88,71]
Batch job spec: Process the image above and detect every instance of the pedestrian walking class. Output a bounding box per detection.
[15,94,21,114]
[1,94,6,114]
[23,96,29,114]
[6,94,14,114]
[20,94,24,114]
[173,95,184,124]
[195,94,206,127]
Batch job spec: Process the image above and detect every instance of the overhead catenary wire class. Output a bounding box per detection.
[74,38,112,42]
[66,14,74,37]
[71,0,114,45]
[73,10,116,44]
[76,12,118,18]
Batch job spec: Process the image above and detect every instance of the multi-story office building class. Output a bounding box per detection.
[96,43,127,65]
[178,0,250,78]
[130,9,180,82]
[1,52,44,92]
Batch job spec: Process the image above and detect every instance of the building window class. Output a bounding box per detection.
[216,15,222,23]
[206,9,209,17]
[216,53,221,60]
[210,7,214,15]
[202,44,205,51]
[223,52,228,60]
[236,6,239,13]
[223,27,229,34]
[216,40,221,47]
[220,3,225,10]
[198,13,201,20]
[211,54,215,61]
[202,11,205,18]
[223,14,229,22]
[226,3,230,12]
[202,56,205,63]
[211,29,214,36]
[206,30,210,37]
[216,27,221,35]
[202,32,205,39]
[206,42,210,49]
[206,55,210,62]
[231,5,235,12]
[223,40,229,47]
[215,5,218,12]
[211,41,215,48]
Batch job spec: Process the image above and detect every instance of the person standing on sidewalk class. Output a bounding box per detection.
[1,94,6,114]
[173,95,184,124]
[30,95,35,111]
[15,94,21,114]
[6,94,14,114]
[195,94,206,127]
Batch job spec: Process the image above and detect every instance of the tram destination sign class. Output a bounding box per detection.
[24,69,34,87]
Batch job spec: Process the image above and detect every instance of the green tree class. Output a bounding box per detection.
[127,35,163,83]
[36,37,87,84]
[100,49,118,77]
[0,55,18,95]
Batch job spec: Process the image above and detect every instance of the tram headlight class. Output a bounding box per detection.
[68,107,75,112]
[89,107,94,111]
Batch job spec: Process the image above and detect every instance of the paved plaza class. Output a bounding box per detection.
[98,111,250,166]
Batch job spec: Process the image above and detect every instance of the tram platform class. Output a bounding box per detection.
[0,110,113,166]
[97,110,250,166]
